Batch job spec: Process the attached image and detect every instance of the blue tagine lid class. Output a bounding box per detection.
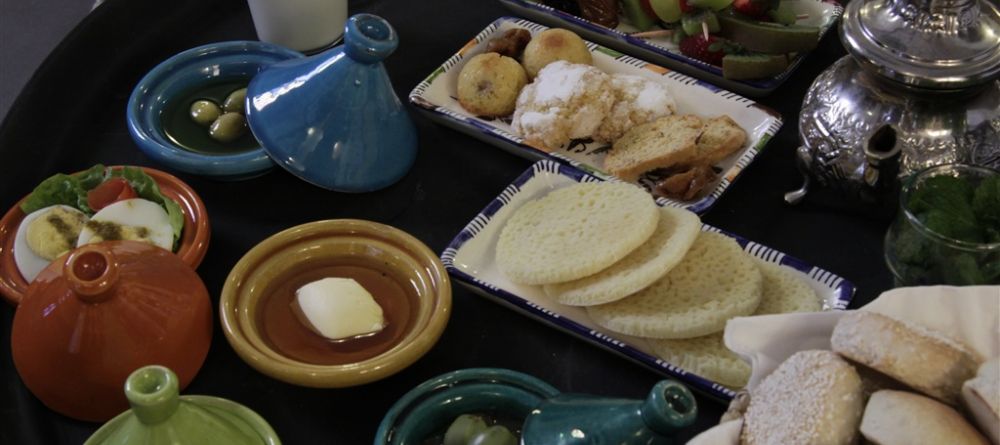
[245,13,418,193]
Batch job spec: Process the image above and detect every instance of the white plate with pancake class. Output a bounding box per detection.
[441,160,855,400]
[409,17,783,214]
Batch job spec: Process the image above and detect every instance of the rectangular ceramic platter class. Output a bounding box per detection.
[409,17,783,215]
[499,0,843,96]
[442,160,856,400]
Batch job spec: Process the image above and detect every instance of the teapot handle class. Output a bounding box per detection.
[641,380,697,435]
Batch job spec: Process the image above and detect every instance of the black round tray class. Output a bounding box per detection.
[0,0,889,443]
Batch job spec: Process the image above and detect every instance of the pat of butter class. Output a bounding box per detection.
[293,277,386,340]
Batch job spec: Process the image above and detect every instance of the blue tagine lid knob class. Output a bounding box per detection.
[245,13,418,192]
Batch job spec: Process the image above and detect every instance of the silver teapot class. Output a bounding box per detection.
[785,0,1000,205]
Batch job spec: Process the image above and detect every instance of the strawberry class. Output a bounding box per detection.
[732,0,778,19]
[679,34,725,66]
[679,0,695,13]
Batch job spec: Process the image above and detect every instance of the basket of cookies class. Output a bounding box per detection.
[688,286,999,444]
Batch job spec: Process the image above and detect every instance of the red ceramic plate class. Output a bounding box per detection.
[0,166,210,306]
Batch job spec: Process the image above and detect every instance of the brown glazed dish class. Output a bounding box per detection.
[0,166,210,305]
[220,219,451,388]
[10,240,213,422]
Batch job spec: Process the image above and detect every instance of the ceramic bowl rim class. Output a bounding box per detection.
[85,394,281,445]
[126,40,303,179]
[219,219,451,387]
[374,368,560,443]
[0,166,210,306]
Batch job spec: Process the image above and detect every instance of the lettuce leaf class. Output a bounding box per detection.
[21,173,93,215]
[20,165,185,247]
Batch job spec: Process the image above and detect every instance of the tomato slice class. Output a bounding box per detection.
[87,178,137,211]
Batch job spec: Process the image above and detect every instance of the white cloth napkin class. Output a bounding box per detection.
[687,285,1000,445]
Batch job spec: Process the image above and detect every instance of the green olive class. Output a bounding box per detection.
[223,88,248,113]
[189,100,221,126]
[443,414,488,445]
[468,426,516,445]
[208,112,247,143]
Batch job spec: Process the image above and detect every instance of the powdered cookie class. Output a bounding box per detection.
[543,206,700,306]
[861,390,989,445]
[511,61,613,150]
[963,357,1000,444]
[831,311,980,406]
[741,350,863,445]
[752,259,821,315]
[592,74,676,143]
[649,333,750,388]
[495,182,658,285]
[586,231,762,339]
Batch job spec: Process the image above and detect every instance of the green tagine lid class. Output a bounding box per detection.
[85,365,281,445]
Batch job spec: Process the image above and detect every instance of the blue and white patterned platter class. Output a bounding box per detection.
[442,160,856,400]
[409,17,783,215]
[499,0,844,97]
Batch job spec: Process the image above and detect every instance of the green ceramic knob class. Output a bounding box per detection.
[85,365,281,445]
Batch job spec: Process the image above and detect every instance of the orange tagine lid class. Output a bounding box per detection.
[11,240,212,422]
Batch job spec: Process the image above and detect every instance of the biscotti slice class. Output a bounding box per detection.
[831,311,981,406]
[495,182,659,285]
[741,350,863,445]
[861,390,990,445]
[694,115,747,166]
[603,114,703,182]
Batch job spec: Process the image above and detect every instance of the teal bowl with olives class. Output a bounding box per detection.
[127,41,302,180]
[375,368,559,445]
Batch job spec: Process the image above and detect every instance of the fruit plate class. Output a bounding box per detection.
[498,0,843,97]
[441,159,856,400]
[409,16,783,215]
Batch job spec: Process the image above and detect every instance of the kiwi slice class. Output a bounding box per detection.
[722,53,789,79]
[681,11,721,36]
[717,13,819,54]
[768,2,797,25]
[687,0,735,11]
[622,0,659,30]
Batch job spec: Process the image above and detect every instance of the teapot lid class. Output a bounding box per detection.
[840,0,1000,90]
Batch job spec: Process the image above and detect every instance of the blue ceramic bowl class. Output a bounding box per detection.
[127,41,303,180]
[375,368,559,444]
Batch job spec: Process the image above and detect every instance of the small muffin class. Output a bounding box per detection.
[522,28,593,78]
[457,52,529,117]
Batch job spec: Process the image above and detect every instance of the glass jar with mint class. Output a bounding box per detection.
[885,164,1000,286]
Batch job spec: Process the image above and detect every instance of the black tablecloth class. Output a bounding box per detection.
[0,0,892,443]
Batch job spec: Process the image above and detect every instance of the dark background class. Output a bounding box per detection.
[0,0,893,443]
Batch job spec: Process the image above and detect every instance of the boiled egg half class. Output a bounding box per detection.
[14,205,89,282]
[76,198,174,251]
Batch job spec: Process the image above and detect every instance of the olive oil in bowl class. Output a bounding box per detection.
[161,80,258,155]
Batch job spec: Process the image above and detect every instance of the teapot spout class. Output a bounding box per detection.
[862,124,902,191]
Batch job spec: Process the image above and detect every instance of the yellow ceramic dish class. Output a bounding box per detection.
[219,219,451,387]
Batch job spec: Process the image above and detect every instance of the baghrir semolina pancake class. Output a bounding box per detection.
[543,206,700,306]
[495,182,659,285]
[649,333,751,388]
[753,259,821,315]
[586,231,762,339]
